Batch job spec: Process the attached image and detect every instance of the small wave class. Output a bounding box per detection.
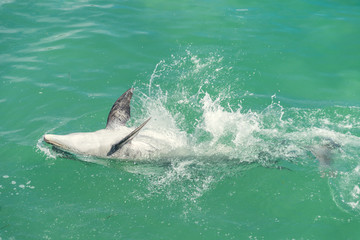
[38,29,85,45]
[19,44,65,53]
[0,0,14,8]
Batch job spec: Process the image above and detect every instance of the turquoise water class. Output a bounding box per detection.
[1,0,360,239]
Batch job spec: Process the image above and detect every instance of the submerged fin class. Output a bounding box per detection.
[106,88,133,129]
[310,138,341,166]
[107,118,151,156]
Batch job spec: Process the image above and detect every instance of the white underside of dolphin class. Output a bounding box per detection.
[44,88,157,159]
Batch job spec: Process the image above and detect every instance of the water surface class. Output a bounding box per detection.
[1,0,360,239]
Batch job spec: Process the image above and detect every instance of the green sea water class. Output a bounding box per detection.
[1,0,360,239]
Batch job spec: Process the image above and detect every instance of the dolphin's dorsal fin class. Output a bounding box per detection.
[107,118,151,156]
[106,88,133,129]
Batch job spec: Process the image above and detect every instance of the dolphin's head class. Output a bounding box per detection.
[44,132,97,154]
[43,130,125,157]
[43,134,72,151]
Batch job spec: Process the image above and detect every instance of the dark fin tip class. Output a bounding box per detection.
[106,88,134,129]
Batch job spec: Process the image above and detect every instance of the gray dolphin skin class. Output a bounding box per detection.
[43,88,151,158]
[310,138,341,167]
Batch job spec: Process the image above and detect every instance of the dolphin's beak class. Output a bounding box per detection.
[43,134,64,148]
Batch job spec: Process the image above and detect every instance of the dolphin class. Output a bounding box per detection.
[43,88,152,159]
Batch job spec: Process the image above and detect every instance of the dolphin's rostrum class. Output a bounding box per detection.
[44,88,151,158]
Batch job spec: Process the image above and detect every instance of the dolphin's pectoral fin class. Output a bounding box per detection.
[106,88,133,129]
[107,118,151,156]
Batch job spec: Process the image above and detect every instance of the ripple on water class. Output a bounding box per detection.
[19,44,66,53]
[0,54,40,64]
[3,75,29,83]
[0,0,15,8]
[38,29,86,45]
